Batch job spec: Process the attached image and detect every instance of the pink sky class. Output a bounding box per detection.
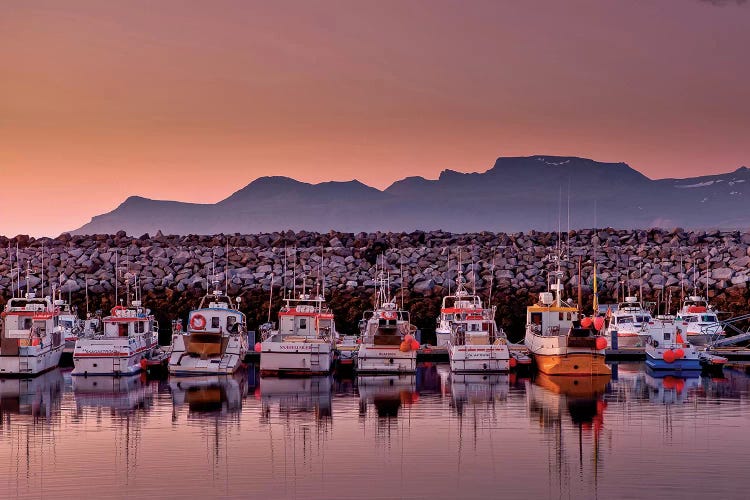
[1,0,748,236]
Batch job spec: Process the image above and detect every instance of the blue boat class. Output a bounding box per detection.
[644,318,702,371]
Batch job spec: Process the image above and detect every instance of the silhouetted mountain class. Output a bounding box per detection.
[73,156,750,235]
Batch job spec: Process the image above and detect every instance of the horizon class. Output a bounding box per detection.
[3,0,749,236]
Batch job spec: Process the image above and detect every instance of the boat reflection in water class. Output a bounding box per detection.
[170,373,247,416]
[527,372,611,495]
[357,374,418,418]
[258,375,333,422]
[0,368,64,420]
[643,370,701,405]
[436,363,510,415]
[72,373,156,413]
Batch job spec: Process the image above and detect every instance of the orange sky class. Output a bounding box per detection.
[1,0,749,236]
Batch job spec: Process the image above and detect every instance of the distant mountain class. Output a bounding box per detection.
[73,156,750,235]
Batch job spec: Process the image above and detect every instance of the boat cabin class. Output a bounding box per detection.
[277,294,336,339]
[527,292,579,337]
[1,295,59,355]
[103,302,155,337]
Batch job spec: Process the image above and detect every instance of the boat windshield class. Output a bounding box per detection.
[618,316,634,324]
[701,315,717,322]
[635,315,650,323]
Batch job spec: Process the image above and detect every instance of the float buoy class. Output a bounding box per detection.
[593,317,605,331]
[254,342,262,352]
[399,341,410,352]
[581,317,593,329]
[190,314,207,330]
[673,348,685,359]
[663,349,676,363]
[509,357,518,368]
[595,337,607,350]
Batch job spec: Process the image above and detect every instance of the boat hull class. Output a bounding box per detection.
[685,332,724,346]
[448,344,510,373]
[259,341,333,375]
[533,353,611,376]
[356,345,416,374]
[72,338,158,376]
[0,345,64,377]
[645,356,702,371]
[607,331,646,348]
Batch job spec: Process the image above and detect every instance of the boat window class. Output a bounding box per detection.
[559,312,564,321]
[636,316,649,323]
[531,313,542,326]
[664,331,671,340]
[701,315,717,322]
[227,316,237,329]
[444,314,454,321]
[211,316,220,329]
[567,313,572,321]
[299,318,307,330]
[119,323,128,336]
[134,321,145,334]
[24,317,33,329]
[686,317,698,323]
[619,316,634,324]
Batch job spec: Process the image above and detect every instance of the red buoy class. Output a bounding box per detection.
[581,317,593,328]
[595,337,608,350]
[400,341,410,352]
[673,348,685,359]
[254,342,262,353]
[509,357,518,368]
[663,349,676,363]
[593,316,605,331]
[410,339,420,350]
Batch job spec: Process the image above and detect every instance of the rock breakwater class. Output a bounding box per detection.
[1,229,748,340]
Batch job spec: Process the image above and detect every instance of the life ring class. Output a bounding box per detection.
[384,311,397,320]
[190,314,207,330]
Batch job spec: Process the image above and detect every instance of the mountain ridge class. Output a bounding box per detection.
[73,155,750,235]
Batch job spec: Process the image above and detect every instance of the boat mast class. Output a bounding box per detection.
[41,244,45,298]
[267,274,274,323]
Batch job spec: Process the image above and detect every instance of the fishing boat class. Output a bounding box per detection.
[524,258,610,376]
[0,293,64,376]
[259,291,338,376]
[169,283,248,376]
[675,296,725,346]
[54,293,84,351]
[335,335,359,369]
[72,298,159,376]
[443,276,510,373]
[72,373,154,412]
[644,319,701,371]
[356,274,417,374]
[605,296,653,348]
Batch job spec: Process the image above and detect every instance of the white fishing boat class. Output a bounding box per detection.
[443,276,510,373]
[605,296,652,348]
[524,257,610,376]
[259,292,337,375]
[0,293,64,376]
[675,296,725,346]
[644,319,702,371]
[335,335,359,369]
[169,284,248,376]
[54,294,84,351]
[356,274,417,374]
[72,299,159,376]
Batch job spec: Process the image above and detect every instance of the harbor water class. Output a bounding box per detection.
[2,362,749,499]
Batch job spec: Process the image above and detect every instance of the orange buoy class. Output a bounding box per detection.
[593,316,605,331]
[581,317,593,328]
[673,348,685,359]
[254,342,262,353]
[509,357,518,368]
[663,349,676,363]
[410,339,420,350]
[399,341,410,352]
[140,358,148,370]
[404,334,414,343]
[595,337,607,350]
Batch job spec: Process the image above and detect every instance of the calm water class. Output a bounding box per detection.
[1,363,750,499]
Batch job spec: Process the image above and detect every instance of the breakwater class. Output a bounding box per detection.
[1,229,749,340]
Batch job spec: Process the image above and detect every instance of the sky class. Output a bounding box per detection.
[1,0,749,236]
